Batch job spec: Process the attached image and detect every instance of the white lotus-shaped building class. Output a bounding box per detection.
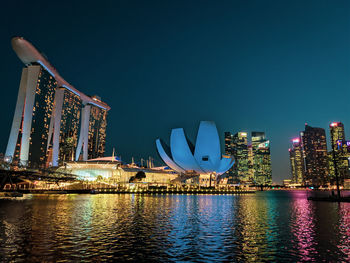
[156,121,234,175]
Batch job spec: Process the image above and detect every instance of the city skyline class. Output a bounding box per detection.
[1,0,350,183]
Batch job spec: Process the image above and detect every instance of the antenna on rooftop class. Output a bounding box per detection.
[112,147,115,161]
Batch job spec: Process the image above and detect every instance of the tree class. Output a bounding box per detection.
[129,171,146,183]
[96,175,103,182]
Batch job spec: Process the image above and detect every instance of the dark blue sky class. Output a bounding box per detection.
[1,0,350,183]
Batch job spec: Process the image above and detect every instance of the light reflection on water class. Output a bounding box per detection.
[0,191,349,262]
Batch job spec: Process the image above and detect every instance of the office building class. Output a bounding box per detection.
[232,132,249,182]
[329,122,349,184]
[301,125,328,185]
[289,137,305,184]
[224,132,233,155]
[251,132,272,185]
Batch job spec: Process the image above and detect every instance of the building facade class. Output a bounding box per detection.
[289,138,305,184]
[251,132,272,185]
[329,122,350,184]
[232,132,249,183]
[301,125,328,185]
[5,37,110,168]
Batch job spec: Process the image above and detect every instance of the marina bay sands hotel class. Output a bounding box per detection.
[5,37,110,168]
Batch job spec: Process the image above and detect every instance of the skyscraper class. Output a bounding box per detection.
[301,124,328,185]
[224,132,233,155]
[5,37,111,168]
[329,122,349,184]
[247,144,255,182]
[251,132,272,185]
[232,132,249,182]
[224,131,235,183]
[289,138,305,184]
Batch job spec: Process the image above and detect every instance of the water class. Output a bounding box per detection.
[0,191,349,262]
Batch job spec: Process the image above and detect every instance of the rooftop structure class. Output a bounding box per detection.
[11,37,110,110]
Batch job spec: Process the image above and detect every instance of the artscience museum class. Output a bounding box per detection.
[156,121,234,183]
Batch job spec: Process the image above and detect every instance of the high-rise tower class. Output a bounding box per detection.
[289,137,305,184]
[301,125,328,185]
[5,37,111,168]
[232,132,249,182]
[329,122,349,184]
[224,132,233,155]
[251,132,272,185]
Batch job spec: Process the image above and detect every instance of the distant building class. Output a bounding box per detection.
[329,122,350,184]
[251,132,272,185]
[5,37,110,168]
[283,179,292,187]
[224,132,233,155]
[289,138,305,185]
[224,132,235,183]
[232,132,249,183]
[247,144,255,182]
[301,124,328,185]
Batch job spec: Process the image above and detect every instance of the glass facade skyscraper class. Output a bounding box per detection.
[329,122,349,184]
[232,132,249,183]
[223,131,272,185]
[289,138,305,184]
[224,132,233,155]
[252,132,272,185]
[301,125,328,185]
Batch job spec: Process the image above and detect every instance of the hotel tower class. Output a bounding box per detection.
[5,37,111,168]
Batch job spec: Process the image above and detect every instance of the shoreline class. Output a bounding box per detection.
[1,189,256,195]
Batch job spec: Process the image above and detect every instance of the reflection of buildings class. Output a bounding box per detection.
[289,138,305,185]
[5,37,110,168]
[290,191,317,261]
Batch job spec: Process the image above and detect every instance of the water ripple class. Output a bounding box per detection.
[0,191,349,262]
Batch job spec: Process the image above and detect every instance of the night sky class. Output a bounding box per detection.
[1,0,350,183]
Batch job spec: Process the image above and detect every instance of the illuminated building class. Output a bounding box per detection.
[251,132,272,185]
[58,160,179,184]
[156,121,235,186]
[57,89,82,163]
[301,124,328,185]
[329,122,350,184]
[289,138,305,184]
[86,100,108,160]
[247,144,254,182]
[232,132,249,183]
[5,37,110,168]
[224,131,235,184]
[283,179,292,187]
[224,132,233,155]
[289,146,296,183]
